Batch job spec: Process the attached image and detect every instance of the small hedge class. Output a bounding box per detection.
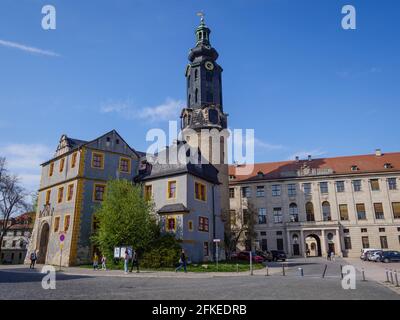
[140,234,181,268]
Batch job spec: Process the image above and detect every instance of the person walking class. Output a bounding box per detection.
[175,249,187,273]
[124,250,129,274]
[93,253,99,270]
[330,251,335,262]
[29,251,37,269]
[130,250,140,273]
[101,254,107,270]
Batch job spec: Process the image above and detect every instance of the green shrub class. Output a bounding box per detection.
[141,234,181,268]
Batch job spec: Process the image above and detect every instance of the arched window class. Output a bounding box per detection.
[195,88,198,103]
[306,202,315,222]
[289,203,299,222]
[322,201,331,221]
[195,69,198,81]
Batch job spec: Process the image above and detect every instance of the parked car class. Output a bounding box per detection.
[366,250,382,261]
[379,251,400,263]
[360,248,380,261]
[267,250,287,262]
[255,250,269,261]
[234,251,264,263]
[368,251,383,262]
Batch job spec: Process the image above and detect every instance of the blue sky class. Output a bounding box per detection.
[0,0,399,193]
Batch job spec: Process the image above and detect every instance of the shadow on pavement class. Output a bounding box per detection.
[0,269,90,284]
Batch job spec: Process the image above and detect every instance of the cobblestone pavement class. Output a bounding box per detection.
[0,258,399,300]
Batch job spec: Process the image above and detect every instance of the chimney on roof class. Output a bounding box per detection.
[308,155,312,161]
[375,149,382,157]
[295,156,299,162]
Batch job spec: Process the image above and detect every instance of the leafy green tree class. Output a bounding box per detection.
[92,180,157,259]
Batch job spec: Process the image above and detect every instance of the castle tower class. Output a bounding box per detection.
[181,14,230,236]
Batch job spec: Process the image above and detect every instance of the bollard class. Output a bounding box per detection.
[385,269,390,283]
[390,269,394,285]
[265,265,269,277]
[361,268,366,281]
[322,264,328,278]
[395,271,399,287]
[340,265,343,280]
[282,263,286,276]
[298,267,304,277]
[236,263,239,273]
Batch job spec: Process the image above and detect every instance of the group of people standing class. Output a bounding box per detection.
[92,253,107,270]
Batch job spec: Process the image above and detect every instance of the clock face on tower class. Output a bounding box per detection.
[205,61,214,71]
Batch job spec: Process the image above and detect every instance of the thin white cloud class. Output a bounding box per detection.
[0,39,60,57]
[100,98,185,123]
[0,144,53,192]
[288,149,327,161]
[253,138,285,151]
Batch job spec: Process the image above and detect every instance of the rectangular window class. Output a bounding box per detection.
[361,228,367,233]
[1,240,6,248]
[277,238,284,251]
[303,183,312,195]
[92,152,104,169]
[93,184,106,202]
[243,209,249,225]
[258,208,267,224]
[12,241,16,248]
[167,181,177,199]
[344,237,352,250]
[229,188,235,198]
[388,178,397,190]
[374,203,385,219]
[45,190,51,204]
[272,185,281,197]
[339,204,349,221]
[380,236,388,249]
[203,242,209,257]
[362,236,370,249]
[256,186,265,197]
[144,185,152,201]
[198,217,209,232]
[71,152,77,168]
[64,215,70,232]
[119,157,131,173]
[273,207,283,223]
[54,217,60,233]
[392,202,400,219]
[57,187,64,203]
[167,218,176,231]
[356,203,367,220]
[287,184,296,197]
[353,180,362,192]
[49,163,54,177]
[336,181,345,193]
[188,220,193,232]
[242,186,251,198]
[67,184,74,201]
[59,158,65,172]
[319,182,328,194]
[261,239,268,251]
[370,179,380,191]
[195,182,206,201]
[379,228,385,232]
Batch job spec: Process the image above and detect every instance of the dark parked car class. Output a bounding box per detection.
[255,250,269,261]
[379,251,400,263]
[234,251,264,263]
[267,250,287,262]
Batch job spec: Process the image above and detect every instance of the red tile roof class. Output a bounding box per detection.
[229,152,400,183]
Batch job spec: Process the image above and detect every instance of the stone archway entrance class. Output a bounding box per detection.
[305,234,322,257]
[37,223,50,264]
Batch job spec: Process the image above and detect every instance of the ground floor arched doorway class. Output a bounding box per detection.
[37,222,50,264]
[305,234,322,257]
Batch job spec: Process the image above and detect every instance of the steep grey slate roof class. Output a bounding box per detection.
[137,141,220,185]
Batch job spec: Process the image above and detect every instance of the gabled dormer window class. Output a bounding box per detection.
[351,165,359,171]
[384,163,393,169]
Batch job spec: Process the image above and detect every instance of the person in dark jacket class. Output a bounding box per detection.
[175,249,187,273]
